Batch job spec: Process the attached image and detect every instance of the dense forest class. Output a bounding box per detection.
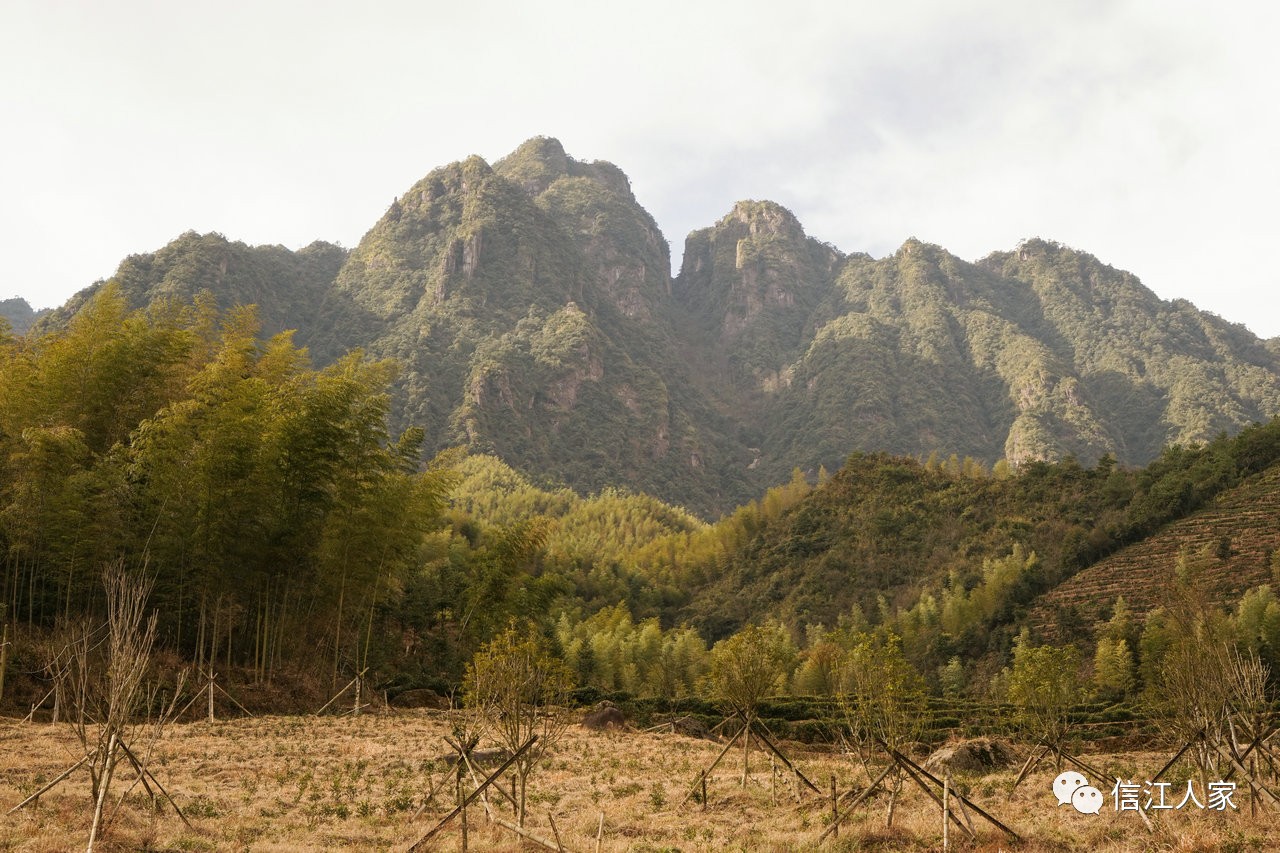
[5,286,1280,717]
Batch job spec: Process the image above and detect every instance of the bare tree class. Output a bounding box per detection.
[52,563,185,851]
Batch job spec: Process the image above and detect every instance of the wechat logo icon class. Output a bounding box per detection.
[1054,771,1103,815]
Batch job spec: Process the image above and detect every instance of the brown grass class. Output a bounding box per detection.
[1,712,1276,852]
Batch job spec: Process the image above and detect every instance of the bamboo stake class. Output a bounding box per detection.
[7,754,90,813]
[749,720,821,793]
[314,669,367,716]
[213,681,255,718]
[830,775,838,838]
[22,687,55,724]
[116,739,193,829]
[942,771,950,852]
[407,735,538,853]
[889,746,1020,842]
[455,747,571,853]
[458,775,467,852]
[677,726,745,807]
[893,754,973,841]
[817,763,893,843]
[1010,743,1048,791]
[548,813,564,852]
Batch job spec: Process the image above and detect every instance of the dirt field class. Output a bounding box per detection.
[1,711,1275,852]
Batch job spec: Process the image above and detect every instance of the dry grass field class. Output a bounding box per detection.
[1,711,1277,852]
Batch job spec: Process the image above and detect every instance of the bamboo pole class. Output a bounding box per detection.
[817,763,893,843]
[677,726,745,807]
[116,739,193,829]
[942,771,950,852]
[830,775,838,839]
[407,735,538,853]
[887,746,1020,842]
[7,754,91,813]
[749,720,821,793]
[548,813,564,852]
[893,753,974,841]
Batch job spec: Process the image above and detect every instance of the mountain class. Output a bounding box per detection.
[41,138,1280,515]
[39,232,347,340]
[305,138,752,514]
[676,220,1280,488]
[0,297,48,334]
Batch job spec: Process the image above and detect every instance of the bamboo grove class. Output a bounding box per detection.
[7,286,1280,711]
[0,286,454,682]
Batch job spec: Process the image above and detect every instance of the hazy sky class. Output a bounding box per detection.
[4,1,1278,336]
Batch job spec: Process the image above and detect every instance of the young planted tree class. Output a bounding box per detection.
[838,631,926,825]
[463,624,573,826]
[704,622,795,784]
[1006,636,1080,755]
[54,563,186,851]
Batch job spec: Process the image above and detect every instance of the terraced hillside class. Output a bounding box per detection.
[1028,465,1280,640]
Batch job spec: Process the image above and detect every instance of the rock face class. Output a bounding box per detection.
[50,139,1280,514]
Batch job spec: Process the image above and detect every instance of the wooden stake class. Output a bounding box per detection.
[207,671,215,724]
[594,812,604,853]
[408,736,538,853]
[548,813,564,852]
[817,763,893,843]
[677,726,745,807]
[942,771,950,852]
[830,775,838,839]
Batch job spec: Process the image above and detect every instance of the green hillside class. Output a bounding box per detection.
[36,139,1280,516]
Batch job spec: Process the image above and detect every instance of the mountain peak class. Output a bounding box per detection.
[718,200,806,242]
[494,136,631,200]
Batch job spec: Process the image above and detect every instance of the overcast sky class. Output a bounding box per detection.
[4,1,1278,337]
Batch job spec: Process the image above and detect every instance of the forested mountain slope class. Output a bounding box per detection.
[0,298,47,334]
[41,138,1280,514]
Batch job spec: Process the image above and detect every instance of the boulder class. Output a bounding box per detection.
[923,737,1017,773]
[582,702,627,730]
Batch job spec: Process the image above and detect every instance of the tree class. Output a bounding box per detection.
[704,622,795,722]
[464,624,573,826]
[1005,636,1080,749]
[839,631,926,763]
[1091,637,1134,702]
[54,564,186,851]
